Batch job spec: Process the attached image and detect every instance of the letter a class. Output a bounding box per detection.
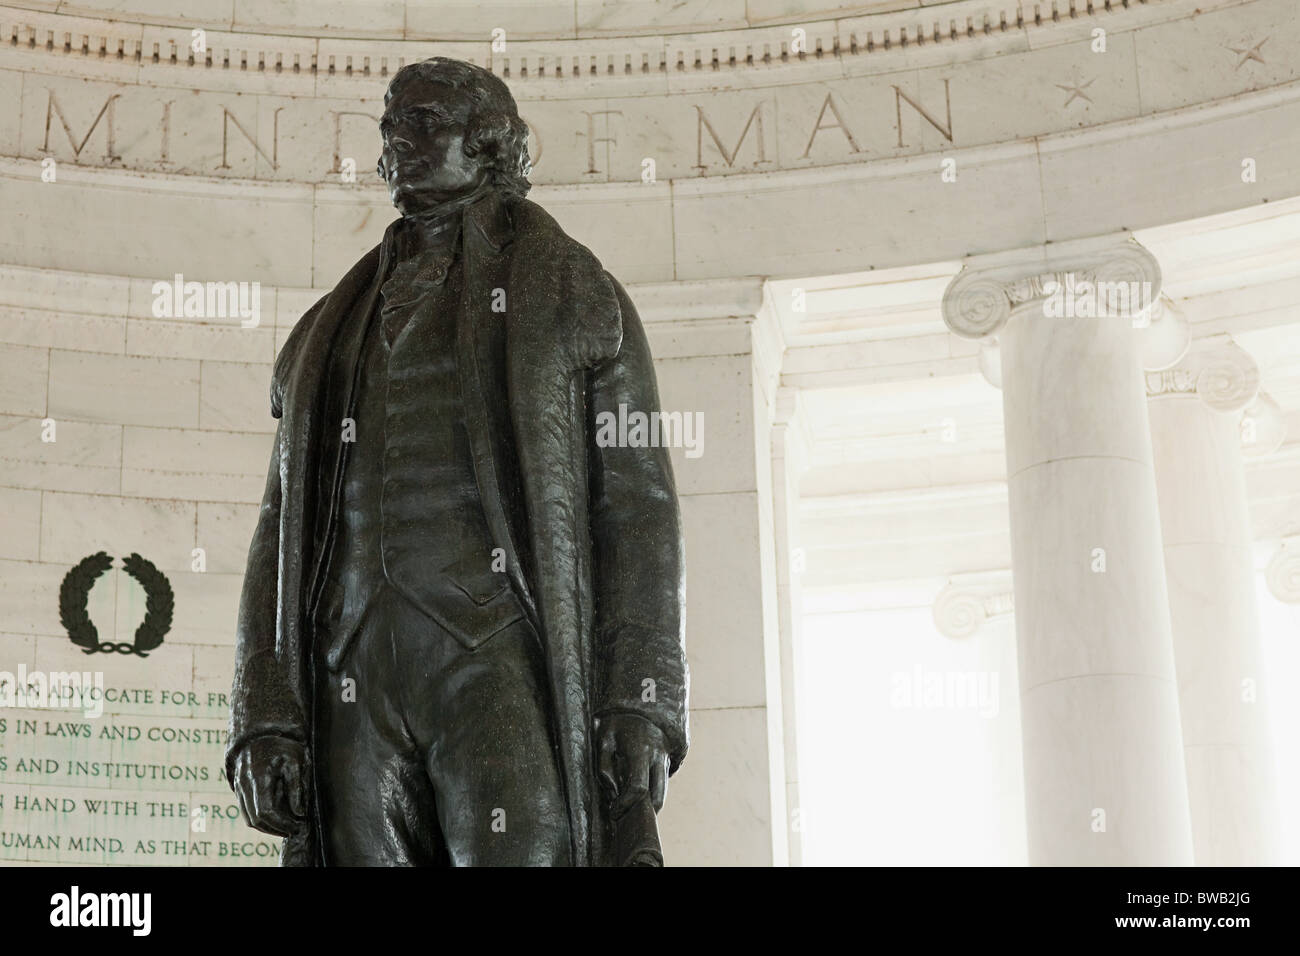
[49,893,70,928]
[594,411,617,448]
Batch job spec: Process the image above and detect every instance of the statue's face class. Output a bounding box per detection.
[378,76,489,216]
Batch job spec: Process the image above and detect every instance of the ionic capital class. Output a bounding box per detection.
[1241,392,1287,457]
[1266,537,1300,605]
[933,573,1015,639]
[1144,336,1261,413]
[1138,296,1192,372]
[941,238,1161,339]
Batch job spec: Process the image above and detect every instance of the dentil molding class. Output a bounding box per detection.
[0,0,1228,75]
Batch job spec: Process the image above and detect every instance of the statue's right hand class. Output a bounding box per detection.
[232,736,309,838]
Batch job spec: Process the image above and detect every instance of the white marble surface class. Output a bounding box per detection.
[1,0,1298,867]
[1020,674,1193,865]
[1149,365,1281,865]
[2,0,1297,285]
[979,256,1194,864]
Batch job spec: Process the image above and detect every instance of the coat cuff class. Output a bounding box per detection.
[595,625,689,774]
[225,649,306,785]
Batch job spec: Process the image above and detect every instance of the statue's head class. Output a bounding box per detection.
[377,57,531,216]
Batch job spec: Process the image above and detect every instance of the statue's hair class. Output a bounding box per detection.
[385,57,531,198]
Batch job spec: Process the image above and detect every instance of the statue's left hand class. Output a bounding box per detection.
[597,713,670,817]
[232,735,309,838]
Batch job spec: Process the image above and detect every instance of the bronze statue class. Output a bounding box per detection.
[224,58,687,866]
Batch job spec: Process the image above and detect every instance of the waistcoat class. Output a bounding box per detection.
[316,222,524,669]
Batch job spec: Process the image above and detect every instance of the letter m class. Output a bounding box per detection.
[206,281,239,318]
[694,103,770,171]
[1096,280,1133,317]
[100,893,129,926]
[43,91,121,162]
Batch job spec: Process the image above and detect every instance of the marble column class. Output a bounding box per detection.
[1147,337,1282,865]
[933,574,1028,865]
[942,237,1194,865]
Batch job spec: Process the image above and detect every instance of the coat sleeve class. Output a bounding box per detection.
[587,275,689,773]
[223,300,325,785]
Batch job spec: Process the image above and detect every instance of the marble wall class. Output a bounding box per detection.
[1,0,1296,866]
[0,263,280,865]
[0,262,793,866]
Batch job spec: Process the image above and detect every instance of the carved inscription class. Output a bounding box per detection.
[20,76,965,183]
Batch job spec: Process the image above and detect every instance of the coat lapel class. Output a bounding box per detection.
[303,237,393,622]
[459,195,540,630]
[278,239,386,650]
[499,196,624,866]
[272,238,387,867]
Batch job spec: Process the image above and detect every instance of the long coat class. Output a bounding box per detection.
[225,189,688,866]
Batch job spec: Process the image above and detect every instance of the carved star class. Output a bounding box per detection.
[1056,77,1095,108]
[1227,38,1267,69]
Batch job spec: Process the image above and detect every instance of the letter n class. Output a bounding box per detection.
[893,79,953,148]
[219,107,279,171]
[330,110,379,174]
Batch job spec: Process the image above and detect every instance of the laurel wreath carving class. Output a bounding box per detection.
[58,551,174,656]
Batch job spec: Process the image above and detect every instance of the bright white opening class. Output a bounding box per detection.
[798,589,1026,866]
[797,577,1300,865]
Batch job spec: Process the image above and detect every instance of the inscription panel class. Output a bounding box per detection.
[0,0,1295,187]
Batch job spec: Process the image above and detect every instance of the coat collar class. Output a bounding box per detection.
[378,187,513,268]
[464,187,513,253]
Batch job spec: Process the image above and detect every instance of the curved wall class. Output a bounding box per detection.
[0,0,1297,867]
[2,0,1297,285]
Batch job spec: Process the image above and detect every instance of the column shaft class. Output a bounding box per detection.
[1148,356,1280,865]
[940,240,1199,865]
[1001,304,1193,864]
